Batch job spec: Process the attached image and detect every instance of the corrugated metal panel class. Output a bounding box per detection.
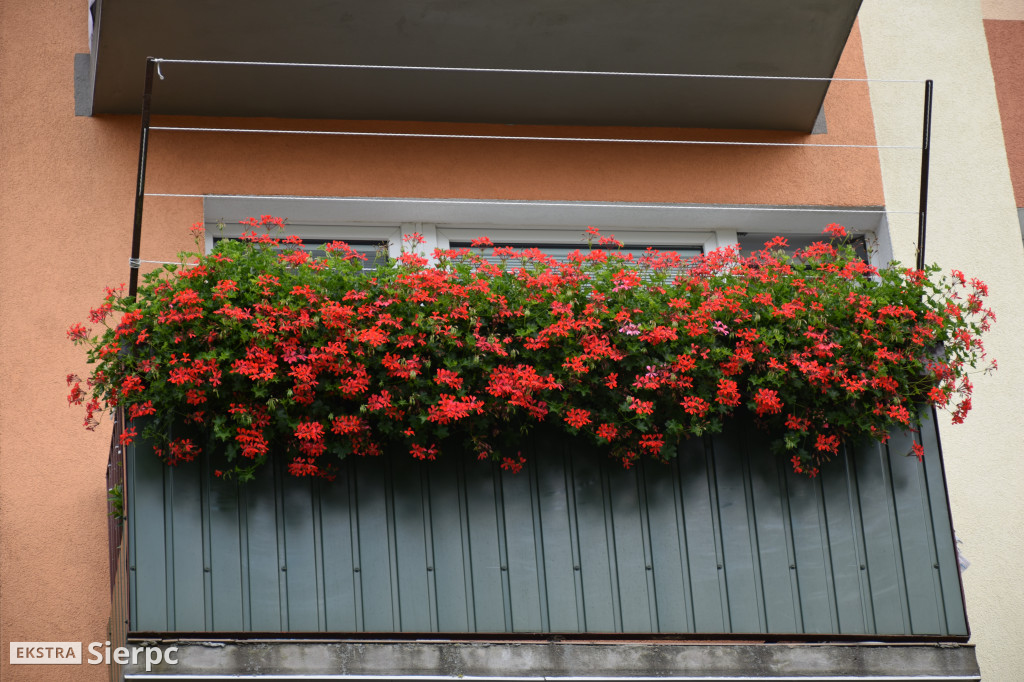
[126,414,968,637]
[108,410,129,682]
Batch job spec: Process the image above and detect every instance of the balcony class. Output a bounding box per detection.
[110,414,978,679]
[91,3,977,679]
[84,0,862,131]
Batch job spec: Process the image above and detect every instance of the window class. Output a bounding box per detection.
[203,196,889,269]
[211,235,390,271]
[738,231,871,262]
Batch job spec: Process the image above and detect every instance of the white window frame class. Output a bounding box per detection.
[205,222,404,260]
[203,196,890,267]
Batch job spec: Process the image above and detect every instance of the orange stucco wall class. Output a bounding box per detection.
[984,19,1024,206]
[0,3,880,680]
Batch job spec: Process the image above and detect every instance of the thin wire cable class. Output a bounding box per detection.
[130,257,198,268]
[144,193,919,214]
[148,126,918,150]
[151,57,927,84]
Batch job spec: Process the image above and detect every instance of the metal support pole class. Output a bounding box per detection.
[916,79,933,271]
[128,58,156,298]
[914,79,969,633]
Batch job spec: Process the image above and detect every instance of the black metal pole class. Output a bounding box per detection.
[916,79,933,271]
[128,58,156,298]
[915,79,968,632]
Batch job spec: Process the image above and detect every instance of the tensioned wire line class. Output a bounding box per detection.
[129,257,198,268]
[148,126,918,150]
[143,194,919,214]
[150,57,927,83]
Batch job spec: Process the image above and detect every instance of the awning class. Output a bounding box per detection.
[85,0,862,131]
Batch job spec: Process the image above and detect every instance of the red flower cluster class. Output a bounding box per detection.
[68,218,995,479]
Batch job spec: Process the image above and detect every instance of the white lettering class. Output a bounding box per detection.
[145,647,162,671]
[11,641,176,668]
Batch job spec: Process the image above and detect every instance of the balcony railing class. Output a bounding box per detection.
[108,407,130,682]
[117,411,967,640]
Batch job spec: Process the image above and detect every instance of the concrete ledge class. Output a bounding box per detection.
[74,53,92,116]
[124,640,980,680]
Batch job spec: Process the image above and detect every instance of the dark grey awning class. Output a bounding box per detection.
[86,0,862,131]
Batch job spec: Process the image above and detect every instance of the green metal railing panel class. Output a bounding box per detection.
[920,414,968,637]
[126,434,167,631]
[746,439,800,634]
[534,454,579,633]
[318,473,358,631]
[127,416,968,637]
[642,462,689,632]
[207,471,245,631]
[426,458,470,632]
[711,430,762,633]
[571,453,617,630]
[818,457,871,634]
[241,463,284,630]
[167,459,206,630]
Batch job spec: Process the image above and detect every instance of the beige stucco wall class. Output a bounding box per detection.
[860,1,1024,679]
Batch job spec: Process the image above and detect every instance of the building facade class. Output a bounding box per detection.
[1,0,1022,679]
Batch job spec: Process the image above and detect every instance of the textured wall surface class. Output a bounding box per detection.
[859,1,1024,679]
[984,18,1024,206]
[981,0,1024,21]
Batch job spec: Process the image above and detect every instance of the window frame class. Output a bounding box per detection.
[202,196,889,267]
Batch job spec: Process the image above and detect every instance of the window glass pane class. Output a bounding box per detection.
[447,241,702,268]
[212,237,389,271]
[738,233,869,262]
